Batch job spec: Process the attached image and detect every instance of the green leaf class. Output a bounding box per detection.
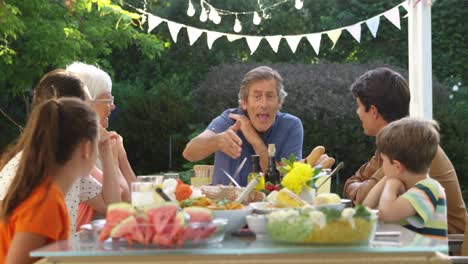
[279,166,289,175]
[354,205,372,220]
[318,207,342,223]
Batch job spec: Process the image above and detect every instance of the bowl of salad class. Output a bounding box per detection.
[266,205,377,244]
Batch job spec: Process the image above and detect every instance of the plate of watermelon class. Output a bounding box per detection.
[97,202,227,247]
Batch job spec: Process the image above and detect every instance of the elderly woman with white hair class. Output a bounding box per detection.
[67,62,137,225]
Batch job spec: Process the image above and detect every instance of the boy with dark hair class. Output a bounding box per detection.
[364,117,447,238]
[344,67,466,234]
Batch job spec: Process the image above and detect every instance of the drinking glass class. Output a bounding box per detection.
[315,168,332,194]
[137,175,164,185]
[163,173,180,180]
[131,182,163,207]
[191,165,213,187]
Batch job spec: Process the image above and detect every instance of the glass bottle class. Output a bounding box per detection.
[247,154,265,191]
[265,144,280,185]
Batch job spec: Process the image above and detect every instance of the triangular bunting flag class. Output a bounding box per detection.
[346,23,361,43]
[186,27,203,45]
[265,35,282,53]
[366,15,380,38]
[245,36,262,55]
[167,21,183,43]
[326,29,342,49]
[401,0,410,12]
[147,14,163,33]
[285,35,302,53]
[226,34,243,42]
[206,31,223,49]
[306,33,321,55]
[384,7,401,29]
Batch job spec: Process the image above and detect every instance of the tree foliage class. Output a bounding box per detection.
[0,0,164,97]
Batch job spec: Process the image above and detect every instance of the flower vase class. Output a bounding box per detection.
[299,186,316,204]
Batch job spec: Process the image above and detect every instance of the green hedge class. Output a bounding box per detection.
[110,74,197,175]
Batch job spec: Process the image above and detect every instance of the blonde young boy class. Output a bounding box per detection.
[363,117,448,238]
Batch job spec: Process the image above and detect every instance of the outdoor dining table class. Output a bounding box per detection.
[32,223,449,264]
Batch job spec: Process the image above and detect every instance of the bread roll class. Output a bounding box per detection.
[320,157,335,169]
[306,146,325,166]
[316,154,328,165]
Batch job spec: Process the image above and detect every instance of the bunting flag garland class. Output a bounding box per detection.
[136,1,411,55]
[186,26,203,45]
[384,7,401,29]
[346,23,361,43]
[265,35,282,53]
[285,35,302,53]
[326,29,342,49]
[147,14,162,33]
[206,31,223,49]
[245,36,263,54]
[167,21,183,43]
[365,15,381,38]
[226,34,243,42]
[306,33,321,55]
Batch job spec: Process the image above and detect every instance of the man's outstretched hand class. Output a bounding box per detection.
[216,120,242,159]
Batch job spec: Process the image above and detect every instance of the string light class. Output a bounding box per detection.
[233,15,242,32]
[188,0,301,31]
[295,0,303,10]
[208,5,221,24]
[253,11,261,25]
[199,6,208,22]
[141,0,148,24]
[187,0,196,17]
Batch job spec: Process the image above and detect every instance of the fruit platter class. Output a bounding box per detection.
[97,202,226,247]
[266,205,377,244]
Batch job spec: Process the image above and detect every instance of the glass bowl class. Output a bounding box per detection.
[94,217,227,247]
[266,207,378,244]
[213,206,253,232]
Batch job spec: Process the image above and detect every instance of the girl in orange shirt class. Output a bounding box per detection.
[0,98,99,264]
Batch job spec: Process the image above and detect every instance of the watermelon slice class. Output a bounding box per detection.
[183,207,213,223]
[146,202,179,234]
[135,211,154,245]
[153,234,174,247]
[98,203,135,242]
[171,212,188,246]
[110,215,145,244]
[184,223,217,242]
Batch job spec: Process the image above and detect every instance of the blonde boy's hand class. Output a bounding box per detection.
[386,178,404,190]
[378,177,416,222]
[386,177,406,195]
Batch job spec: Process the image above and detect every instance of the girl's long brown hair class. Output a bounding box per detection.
[0,98,98,220]
[0,69,86,171]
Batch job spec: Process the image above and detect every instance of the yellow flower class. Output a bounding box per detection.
[281,162,313,194]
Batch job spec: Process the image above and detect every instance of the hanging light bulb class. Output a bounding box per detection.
[233,16,242,33]
[295,0,303,10]
[186,0,196,17]
[199,6,208,22]
[253,11,261,25]
[208,5,218,21]
[212,12,222,24]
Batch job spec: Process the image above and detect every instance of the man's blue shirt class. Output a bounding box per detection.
[207,108,303,186]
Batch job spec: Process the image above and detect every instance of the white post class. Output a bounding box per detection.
[408,0,432,119]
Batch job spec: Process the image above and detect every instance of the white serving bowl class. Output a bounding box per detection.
[213,206,253,232]
[246,214,267,237]
[314,203,345,211]
[249,202,279,214]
